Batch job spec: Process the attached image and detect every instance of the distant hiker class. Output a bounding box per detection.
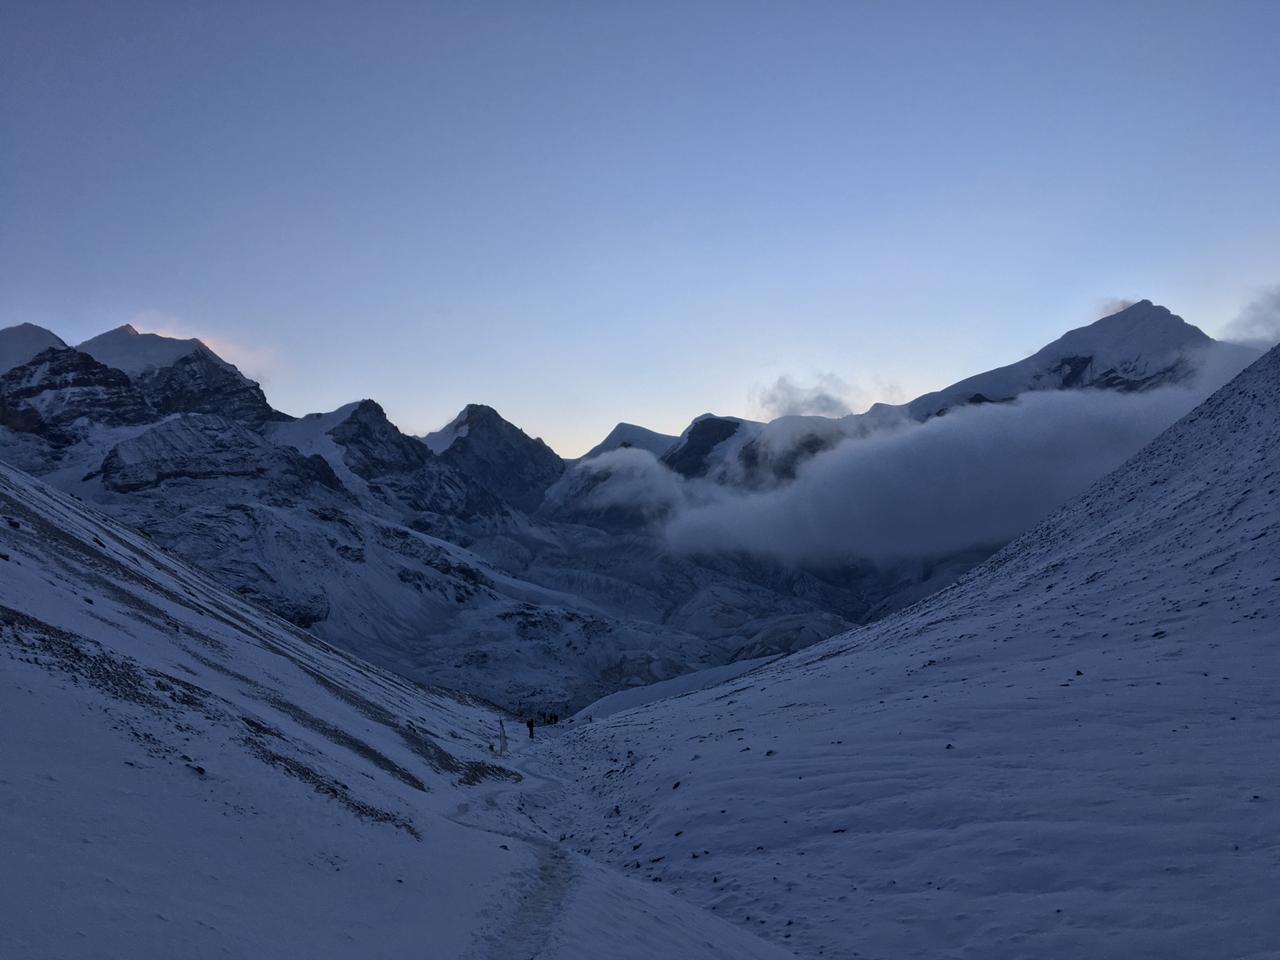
[526,718,536,739]
[498,719,509,756]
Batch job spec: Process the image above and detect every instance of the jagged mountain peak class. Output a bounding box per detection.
[457,402,503,423]
[425,403,564,512]
[334,397,392,424]
[68,324,284,426]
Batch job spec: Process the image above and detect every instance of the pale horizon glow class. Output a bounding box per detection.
[2,1,1278,456]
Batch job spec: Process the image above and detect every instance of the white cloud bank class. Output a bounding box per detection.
[663,386,1216,564]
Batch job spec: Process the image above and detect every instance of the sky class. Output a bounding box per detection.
[2,0,1278,456]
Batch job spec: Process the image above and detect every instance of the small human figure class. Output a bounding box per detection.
[526,717,536,739]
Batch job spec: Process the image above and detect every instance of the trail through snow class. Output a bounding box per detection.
[449,733,793,960]
[449,750,577,960]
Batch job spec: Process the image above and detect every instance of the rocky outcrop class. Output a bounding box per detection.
[100,414,344,497]
[0,348,154,443]
[134,345,285,426]
[434,404,565,512]
[327,400,508,524]
[661,416,745,478]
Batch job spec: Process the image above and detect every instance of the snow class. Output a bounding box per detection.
[523,343,1280,959]
[0,322,66,375]
[0,461,789,960]
[575,656,777,721]
[579,422,680,462]
[894,299,1259,420]
[77,324,221,376]
[659,302,1261,487]
[2,321,1277,957]
[422,410,471,453]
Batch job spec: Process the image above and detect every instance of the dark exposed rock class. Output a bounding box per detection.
[134,345,287,426]
[661,417,743,479]
[435,404,565,512]
[100,414,345,497]
[0,348,154,433]
[328,400,508,523]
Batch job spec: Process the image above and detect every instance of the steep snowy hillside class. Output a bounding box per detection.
[531,344,1280,959]
[0,322,66,375]
[0,461,791,960]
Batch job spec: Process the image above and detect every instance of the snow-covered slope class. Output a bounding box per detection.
[533,343,1280,959]
[77,323,210,375]
[898,299,1257,419]
[0,460,791,960]
[0,322,66,375]
[580,422,679,462]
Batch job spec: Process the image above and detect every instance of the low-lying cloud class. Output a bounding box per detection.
[660,386,1211,564]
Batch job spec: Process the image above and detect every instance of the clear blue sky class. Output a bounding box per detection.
[2,0,1277,455]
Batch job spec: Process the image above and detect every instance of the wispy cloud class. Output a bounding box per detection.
[1221,284,1280,349]
[1097,296,1138,317]
[751,373,854,419]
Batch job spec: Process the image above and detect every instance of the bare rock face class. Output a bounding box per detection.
[326,399,508,525]
[134,345,285,426]
[661,416,745,479]
[0,348,154,443]
[433,404,565,512]
[99,414,343,497]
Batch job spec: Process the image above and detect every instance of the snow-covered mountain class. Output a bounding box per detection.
[3,314,1276,958]
[0,460,790,960]
[0,333,854,712]
[77,323,208,374]
[533,341,1280,959]
[579,421,679,461]
[79,324,284,425]
[425,403,565,512]
[897,298,1256,419]
[0,322,66,375]
[648,300,1259,487]
[0,304,1260,721]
